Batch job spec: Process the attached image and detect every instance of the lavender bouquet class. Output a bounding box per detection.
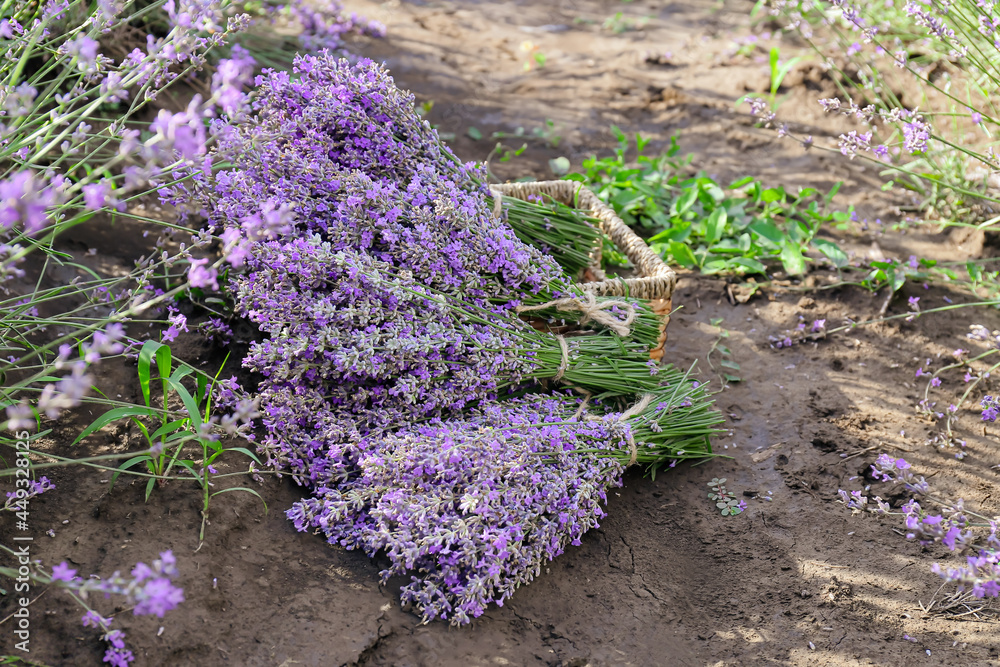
[235,237,671,481]
[199,54,605,289]
[194,52,723,625]
[288,378,721,625]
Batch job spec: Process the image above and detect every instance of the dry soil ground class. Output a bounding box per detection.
[4,0,1000,665]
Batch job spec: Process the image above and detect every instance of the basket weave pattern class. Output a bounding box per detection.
[491,180,676,361]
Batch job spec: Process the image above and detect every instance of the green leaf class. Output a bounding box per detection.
[812,238,849,268]
[891,266,906,292]
[674,186,699,216]
[702,259,729,274]
[825,181,843,203]
[727,257,767,275]
[761,187,784,203]
[738,232,752,254]
[149,419,190,442]
[968,261,984,283]
[467,127,483,141]
[668,241,699,268]
[773,55,804,97]
[165,377,204,432]
[72,406,153,446]
[138,341,172,409]
[611,189,645,212]
[780,242,806,276]
[704,208,727,245]
[748,220,783,247]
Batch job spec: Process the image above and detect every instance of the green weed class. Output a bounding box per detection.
[74,341,264,543]
[568,128,852,277]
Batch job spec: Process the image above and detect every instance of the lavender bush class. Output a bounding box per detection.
[840,454,1000,601]
[761,0,1000,221]
[0,0,381,660]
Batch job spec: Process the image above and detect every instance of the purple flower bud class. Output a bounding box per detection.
[82,182,108,210]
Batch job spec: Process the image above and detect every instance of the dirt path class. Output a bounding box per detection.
[5,0,1000,665]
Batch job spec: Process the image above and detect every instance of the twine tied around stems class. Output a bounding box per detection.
[489,187,504,219]
[517,292,637,337]
[586,393,655,467]
[552,334,570,382]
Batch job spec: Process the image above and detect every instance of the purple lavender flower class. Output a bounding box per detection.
[288,393,631,624]
[51,562,77,582]
[838,130,872,158]
[149,101,207,162]
[211,44,255,117]
[5,402,34,430]
[81,610,111,628]
[187,258,218,291]
[746,97,775,124]
[982,396,999,422]
[0,171,59,234]
[133,577,185,617]
[64,34,100,72]
[902,114,930,154]
[82,182,108,210]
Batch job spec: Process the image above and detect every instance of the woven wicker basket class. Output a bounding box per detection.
[490,180,677,361]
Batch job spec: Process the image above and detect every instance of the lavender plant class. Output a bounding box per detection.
[840,454,1000,601]
[762,0,1000,224]
[0,548,183,666]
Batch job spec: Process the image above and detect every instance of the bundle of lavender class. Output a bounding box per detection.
[200,55,605,304]
[235,237,670,482]
[197,53,722,624]
[287,378,721,625]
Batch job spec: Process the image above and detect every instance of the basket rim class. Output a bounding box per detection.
[490,180,676,302]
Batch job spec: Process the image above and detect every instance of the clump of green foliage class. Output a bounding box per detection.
[568,128,852,277]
